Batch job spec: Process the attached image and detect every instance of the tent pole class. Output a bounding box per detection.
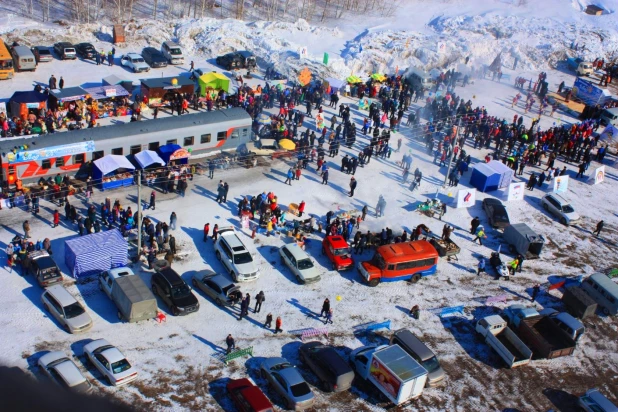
[136,170,142,262]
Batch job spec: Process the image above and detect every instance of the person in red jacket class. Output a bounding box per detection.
[298,201,306,217]
[203,223,210,242]
[52,210,60,228]
[275,316,283,334]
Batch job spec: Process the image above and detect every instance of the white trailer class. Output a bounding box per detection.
[476,315,533,368]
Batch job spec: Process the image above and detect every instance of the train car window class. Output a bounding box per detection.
[73,154,85,164]
[217,132,226,141]
[148,142,159,150]
[112,148,123,155]
[242,128,248,137]
[8,165,15,176]
[56,157,65,167]
[230,131,239,139]
[184,136,194,146]
[130,145,141,155]
[42,159,51,169]
[93,151,104,160]
[167,139,177,145]
[200,134,211,144]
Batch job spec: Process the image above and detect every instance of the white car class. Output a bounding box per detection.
[214,226,259,282]
[279,244,321,284]
[121,53,150,73]
[41,285,93,334]
[38,351,92,393]
[540,193,581,226]
[239,139,282,156]
[84,339,138,386]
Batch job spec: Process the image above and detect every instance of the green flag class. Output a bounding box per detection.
[323,52,329,66]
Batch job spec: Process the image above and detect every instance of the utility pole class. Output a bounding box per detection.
[136,170,142,259]
[443,117,462,187]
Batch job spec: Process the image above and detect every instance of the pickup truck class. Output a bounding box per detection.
[502,304,540,328]
[99,267,158,322]
[567,57,593,76]
[476,315,533,368]
[517,316,577,359]
[350,345,428,406]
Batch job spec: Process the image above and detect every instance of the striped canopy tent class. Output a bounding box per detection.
[64,229,128,278]
[371,73,386,82]
[347,75,363,84]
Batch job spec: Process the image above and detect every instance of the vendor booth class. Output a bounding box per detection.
[346,75,363,84]
[65,229,128,278]
[102,74,134,93]
[9,91,48,120]
[573,77,613,106]
[157,143,191,165]
[198,72,230,96]
[47,87,88,110]
[140,77,195,106]
[93,155,135,190]
[470,160,514,192]
[324,77,345,95]
[134,150,166,169]
[83,85,131,118]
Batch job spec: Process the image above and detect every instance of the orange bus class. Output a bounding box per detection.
[0,39,15,80]
[357,240,439,286]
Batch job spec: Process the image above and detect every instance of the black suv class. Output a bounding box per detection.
[142,47,168,68]
[53,42,76,60]
[236,51,256,69]
[151,267,199,316]
[74,42,97,59]
[216,51,257,70]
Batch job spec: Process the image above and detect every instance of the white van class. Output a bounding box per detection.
[581,273,618,315]
[600,107,618,127]
[405,67,432,91]
[161,41,184,65]
[11,45,37,72]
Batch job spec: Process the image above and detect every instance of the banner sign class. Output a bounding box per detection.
[7,140,96,164]
[573,77,605,106]
[553,175,569,193]
[507,182,525,201]
[456,188,476,208]
[170,148,191,160]
[594,166,605,185]
[299,46,308,59]
[358,97,372,111]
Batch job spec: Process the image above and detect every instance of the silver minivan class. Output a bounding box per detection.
[390,329,445,387]
[161,41,184,65]
[581,273,618,316]
[41,285,93,333]
[11,45,37,72]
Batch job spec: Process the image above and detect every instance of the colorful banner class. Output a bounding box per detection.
[456,188,476,208]
[7,141,96,164]
[358,97,371,111]
[553,175,569,193]
[507,182,525,201]
[299,46,308,59]
[594,166,605,185]
[170,148,190,160]
[370,357,400,401]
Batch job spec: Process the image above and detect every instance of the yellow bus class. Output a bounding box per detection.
[0,39,15,80]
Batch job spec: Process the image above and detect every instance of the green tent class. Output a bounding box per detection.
[346,75,363,84]
[197,72,230,96]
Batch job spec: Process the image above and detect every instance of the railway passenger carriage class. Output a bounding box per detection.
[0,108,253,184]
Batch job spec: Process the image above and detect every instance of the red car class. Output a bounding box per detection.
[322,235,354,270]
[227,378,274,412]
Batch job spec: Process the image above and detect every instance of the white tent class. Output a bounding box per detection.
[93,155,135,176]
[134,150,165,169]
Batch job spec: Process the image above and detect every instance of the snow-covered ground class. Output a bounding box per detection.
[1,0,618,410]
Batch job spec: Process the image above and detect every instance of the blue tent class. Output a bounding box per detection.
[325,78,345,94]
[470,161,514,192]
[65,229,128,278]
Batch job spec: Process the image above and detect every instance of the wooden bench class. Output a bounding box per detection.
[223,346,253,365]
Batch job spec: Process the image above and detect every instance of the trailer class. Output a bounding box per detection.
[562,286,597,319]
[517,316,576,359]
[476,315,533,368]
[503,223,545,260]
[99,267,158,322]
[429,237,460,261]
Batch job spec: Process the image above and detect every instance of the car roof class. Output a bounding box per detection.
[108,267,135,279]
[227,379,272,409]
[99,347,126,364]
[278,367,305,385]
[126,53,142,58]
[156,267,184,286]
[391,329,435,361]
[545,193,569,203]
[44,285,77,307]
[283,243,310,260]
[53,360,86,385]
[206,273,234,288]
[78,43,94,47]
[484,198,503,206]
[325,235,348,248]
[39,351,69,366]
[219,230,246,250]
[32,255,57,269]
[307,345,351,373]
[33,46,49,50]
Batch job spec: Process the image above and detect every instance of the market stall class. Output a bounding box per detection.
[65,229,128,278]
[157,143,191,166]
[470,160,514,192]
[198,72,230,96]
[93,154,135,190]
[324,77,345,95]
[102,74,134,93]
[83,85,131,118]
[347,75,363,84]
[140,77,195,106]
[9,91,48,120]
[134,150,166,169]
[47,86,88,111]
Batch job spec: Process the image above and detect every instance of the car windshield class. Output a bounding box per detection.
[111,359,132,374]
[64,302,85,319]
[65,49,75,53]
[333,247,350,257]
[171,285,191,299]
[562,204,575,213]
[170,48,182,55]
[369,253,386,269]
[38,49,51,55]
[297,259,313,270]
[234,252,253,265]
[0,59,13,69]
[422,356,441,373]
[290,382,311,397]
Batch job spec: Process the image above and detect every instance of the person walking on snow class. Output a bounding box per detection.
[149,191,156,210]
[477,258,486,276]
[284,168,294,185]
[298,201,306,217]
[320,298,330,317]
[472,227,486,245]
[508,257,519,276]
[255,291,265,313]
[226,334,235,354]
[275,316,283,333]
[593,220,604,237]
[203,223,210,242]
[264,313,273,329]
[324,309,333,324]
[349,177,357,197]
[170,212,177,230]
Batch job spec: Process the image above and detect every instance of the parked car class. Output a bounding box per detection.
[298,341,354,392]
[74,42,97,59]
[161,41,184,65]
[53,42,76,60]
[151,267,199,316]
[279,244,320,284]
[539,308,585,342]
[236,50,257,69]
[120,53,150,73]
[216,52,242,70]
[482,198,510,229]
[41,285,93,333]
[322,235,353,271]
[141,47,168,68]
[38,351,92,393]
[502,304,539,328]
[578,388,618,412]
[83,339,138,386]
[226,378,274,412]
[390,329,446,386]
[31,46,53,63]
[214,226,259,282]
[191,269,242,306]
[99,267,157,323]
[238,139,281,156]
[541,193,581,226]
[260,358,315,411]
[29,250,63,287]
